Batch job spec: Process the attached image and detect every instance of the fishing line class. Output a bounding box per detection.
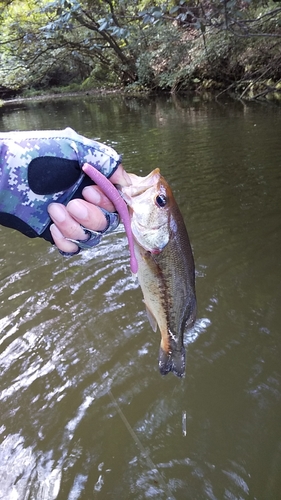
[60,253,175,498]
[96,367,176,500]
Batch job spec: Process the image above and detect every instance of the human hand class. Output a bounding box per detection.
[48,164,131,255]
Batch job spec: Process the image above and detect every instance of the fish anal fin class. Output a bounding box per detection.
[160,334,170,354]
[144,304,158,332]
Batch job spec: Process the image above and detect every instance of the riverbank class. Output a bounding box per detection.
[1,1,281,107]
[0,87,130,107]
[0,79,281,107]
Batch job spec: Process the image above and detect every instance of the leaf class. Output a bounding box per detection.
[142,13,153,24]
[99,21,109,31]
[152,9,162,19]
[170,6,179,14]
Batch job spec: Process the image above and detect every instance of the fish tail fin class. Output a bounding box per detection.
[158,345,185,378]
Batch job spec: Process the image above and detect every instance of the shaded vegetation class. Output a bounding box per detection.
[0,0,281,100]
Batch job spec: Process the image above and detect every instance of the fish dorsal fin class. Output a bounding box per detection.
[145,304,158,332]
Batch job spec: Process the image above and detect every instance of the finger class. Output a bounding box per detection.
[66,199,108,232]
[82,185,115,212]
[82,163,138,274]
[49,224,79,254]
[82,163,126,209]
[48,203,86,242]
[109,164,132,187]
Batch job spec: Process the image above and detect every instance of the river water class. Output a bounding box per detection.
[0,94,280,500]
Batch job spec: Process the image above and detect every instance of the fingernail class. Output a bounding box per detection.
[68,199,88,220]
[49,223,63,239]
[48,203,66,223]
[83,186,101,204]
[49,224,79,253]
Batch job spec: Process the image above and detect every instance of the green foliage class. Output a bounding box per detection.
[1,0,281,97]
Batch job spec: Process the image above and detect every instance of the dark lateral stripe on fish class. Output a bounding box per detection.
[121,168,196,378]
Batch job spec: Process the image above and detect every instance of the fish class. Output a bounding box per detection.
[121,168,196,378]
[82,164,196,377]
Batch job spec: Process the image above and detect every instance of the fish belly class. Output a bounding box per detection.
[135,242,190,378]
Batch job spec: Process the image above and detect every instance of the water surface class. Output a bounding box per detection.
[0,95,281,499]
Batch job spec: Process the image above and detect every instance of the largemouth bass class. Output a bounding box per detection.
[82,164,196,377]
[122,168,196,378]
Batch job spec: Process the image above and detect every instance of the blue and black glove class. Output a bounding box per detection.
[0,127,121,247]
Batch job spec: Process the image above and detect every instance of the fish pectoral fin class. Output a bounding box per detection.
[144,304,158,332]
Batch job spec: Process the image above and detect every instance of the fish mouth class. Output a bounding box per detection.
[121,184,155,205]
[120,169,161,205]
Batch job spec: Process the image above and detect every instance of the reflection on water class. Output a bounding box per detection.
[0,95,281,499]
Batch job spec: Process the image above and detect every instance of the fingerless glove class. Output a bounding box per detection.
[0,127,121,242]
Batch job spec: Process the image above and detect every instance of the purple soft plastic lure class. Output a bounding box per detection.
[82,164,138,274]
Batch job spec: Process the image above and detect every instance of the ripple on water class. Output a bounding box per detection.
[1,97,281,499]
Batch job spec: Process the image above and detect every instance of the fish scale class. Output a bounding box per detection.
[122,169,196,378]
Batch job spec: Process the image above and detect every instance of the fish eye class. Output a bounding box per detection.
[155,194,167,208]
